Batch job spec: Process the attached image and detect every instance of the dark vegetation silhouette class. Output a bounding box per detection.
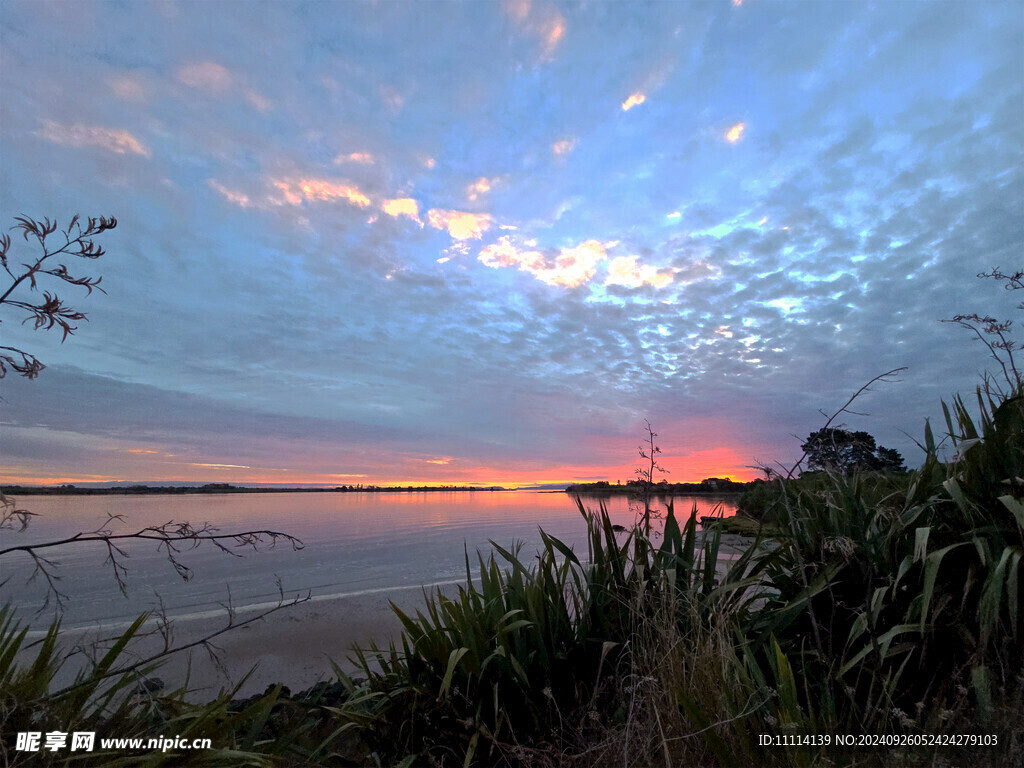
[800,427,906,473]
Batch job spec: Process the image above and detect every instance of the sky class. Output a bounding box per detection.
[1,0,1022,488]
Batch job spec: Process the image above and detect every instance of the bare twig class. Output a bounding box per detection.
[0,214,115,378]
[1,519,304,605]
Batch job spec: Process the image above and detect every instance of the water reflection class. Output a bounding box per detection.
[1,491,737,630]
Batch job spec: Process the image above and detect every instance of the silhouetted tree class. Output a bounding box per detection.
[635,419,668,532]
[801,428,905,474]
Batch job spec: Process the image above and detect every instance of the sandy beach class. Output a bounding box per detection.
[40,584,454,701]
[31,532,756,701]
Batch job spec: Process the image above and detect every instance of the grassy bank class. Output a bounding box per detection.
[3,386,1022,766]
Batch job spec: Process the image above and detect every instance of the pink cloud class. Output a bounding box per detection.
[271,178,372,207]
[39,120,150,157]
[552,138,577,156]
[503,0,566,59]
[208,179,252,208]
[245,89,272,112]
[176,61,233,91]
[108,72,147,101]
[335,152,375,165]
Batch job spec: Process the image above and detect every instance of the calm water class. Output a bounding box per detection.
[1,491,736,630]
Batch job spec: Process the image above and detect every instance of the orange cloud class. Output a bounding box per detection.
[467,176,498,201]
[504,0,566,58]
[209,179,252,208]
[478,237,547,273]
[176,61,233,91]
[272,180,303,206]
[544,14,566,52]
[39,120,150,157]
[270,178,371,208]
[478,237,614,288]
[427,209,493,240]
[622,92,646,111]
[299,179,370,207]
[336,151,375,165]
[726,122,745,143]
[382,197,422,224]
[605,255,674,289]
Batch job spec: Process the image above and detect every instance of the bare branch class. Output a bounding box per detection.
[1,519,304,607]
[0,214,116,378]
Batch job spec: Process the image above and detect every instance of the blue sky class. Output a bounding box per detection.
[1,0,1022,486]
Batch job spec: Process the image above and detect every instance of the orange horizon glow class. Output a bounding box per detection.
[1,464,761,490]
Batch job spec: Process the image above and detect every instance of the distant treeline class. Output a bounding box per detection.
[1,483,509,496]
[566,477,755,495]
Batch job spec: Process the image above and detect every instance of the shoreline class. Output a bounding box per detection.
[28,531,756,700]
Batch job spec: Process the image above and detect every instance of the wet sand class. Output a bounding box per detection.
[34,532,756,700]
[41,584,454,700]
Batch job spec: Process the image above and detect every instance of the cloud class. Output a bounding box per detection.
[273,178,372,207]
[478,237,621,288]
[427,209,493,240]
[552,138,577,156]
[335,152,375,165]
[621,92,646,111]
[39,120,150,157]
[478,237,546,272]
[272,180,303,206]
[503,0,566,59]
[176,61,233,91]
[208,179,252,208]
[245,89,272,112]
[543,13,566,53]
[467,176,498,201]
[605,255,675,289]
[108,73,147,101]
[725,122,746,143]
[382,197,422,224]
[380,85,404,111]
